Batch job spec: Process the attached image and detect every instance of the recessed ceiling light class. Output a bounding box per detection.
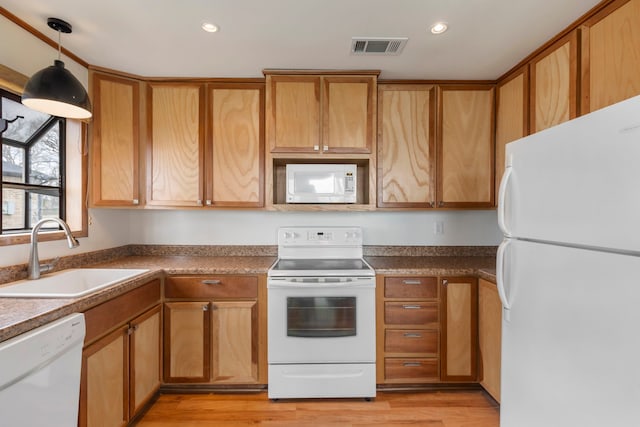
[430,22,448,35]
[201,22,219,33]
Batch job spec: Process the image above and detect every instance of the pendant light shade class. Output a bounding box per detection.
[21,18,92,119]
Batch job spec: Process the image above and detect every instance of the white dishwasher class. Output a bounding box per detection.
[0,313,85,427]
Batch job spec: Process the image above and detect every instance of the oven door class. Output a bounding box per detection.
[267,277,375,364]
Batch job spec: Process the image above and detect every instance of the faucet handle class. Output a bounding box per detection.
[39,257,60,274]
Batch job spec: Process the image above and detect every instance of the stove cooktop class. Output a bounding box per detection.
[268,258,375,277]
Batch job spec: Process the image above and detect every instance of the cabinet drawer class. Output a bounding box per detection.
[384,277,438,299]
[385,329,438,355]
[165,275,258,299]
[84,279,161,345]
[384,358,439,382]
[384,302,439,327]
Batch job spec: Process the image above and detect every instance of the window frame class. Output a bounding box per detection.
[2,89,67,233]
[0,66,88,246]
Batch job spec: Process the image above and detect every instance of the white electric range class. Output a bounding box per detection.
[267,226,376,399]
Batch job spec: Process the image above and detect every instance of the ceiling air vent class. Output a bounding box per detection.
[350,37,408,55]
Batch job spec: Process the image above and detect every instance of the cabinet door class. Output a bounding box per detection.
[130,305,161,415]
[478,279,502,402]
[147,83,205,207]
[530,31,578,133]
[207,83,264,207]
[80,326,129,427]
[266,75,320,153]
[440,277,478,382]
[377,84,436,207]
[581,0,640,113]
[322,76,375,154]
[90,72,141,207]
[495,68,528,205]
[163,302,210,382]
[211,300,259,383]
[437,86,494,208]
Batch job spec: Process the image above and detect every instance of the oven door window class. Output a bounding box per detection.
[287,297,356,337]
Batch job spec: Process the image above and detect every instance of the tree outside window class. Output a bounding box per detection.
[1,88,66,234]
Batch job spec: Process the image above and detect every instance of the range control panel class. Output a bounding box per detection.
[278,227,362,246]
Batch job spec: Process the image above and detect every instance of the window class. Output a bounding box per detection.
[1,88,66,234]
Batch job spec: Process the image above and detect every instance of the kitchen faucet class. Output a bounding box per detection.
[28,217,80,279]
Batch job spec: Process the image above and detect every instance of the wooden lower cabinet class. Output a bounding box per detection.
[211,301,259,383]
[164,302,210,382]
[440,277,478,382]
[377,275,479,385]
[82,326,129,427]
[163,275,263,385]
[377,276,441,384]
[79,280,161,427]
[478,278,502,402]
[130,306,162,414]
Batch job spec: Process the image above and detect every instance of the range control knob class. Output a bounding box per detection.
[345,231,360,240]
[283,231,296,240]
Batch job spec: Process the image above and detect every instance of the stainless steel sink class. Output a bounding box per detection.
[0,268,149,298]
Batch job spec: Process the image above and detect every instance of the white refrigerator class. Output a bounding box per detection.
[497,94,640,427]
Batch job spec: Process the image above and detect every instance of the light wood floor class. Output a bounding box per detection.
[135,390,500,426]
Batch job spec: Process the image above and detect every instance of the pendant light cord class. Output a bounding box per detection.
[57,29,62,60]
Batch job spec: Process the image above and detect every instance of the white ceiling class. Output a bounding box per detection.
[3,0,603,80]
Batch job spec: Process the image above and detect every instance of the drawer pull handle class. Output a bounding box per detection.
[402,280,422,285]
[202,280,221,285]
[403,333,422,338]
[402,305,422,309]
[403,362,422,367]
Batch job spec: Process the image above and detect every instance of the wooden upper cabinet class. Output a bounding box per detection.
[530,31,579,133]
[206,83,264,207]
[90,72,141,207]
[147,83,205,207]
[265,71,377,154]
[267,75,320,153]
[377,84,436,208]
[322,76,375,154]
[495,68,529,205]
[581,0,640,114]
[437,85,494,208]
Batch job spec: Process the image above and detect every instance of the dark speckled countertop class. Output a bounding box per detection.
[0,255,275,343]
[0,246,496,344]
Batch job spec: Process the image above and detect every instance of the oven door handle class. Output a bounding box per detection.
[267,278,374,288]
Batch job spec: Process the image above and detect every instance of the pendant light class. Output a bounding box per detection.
[22,17,92,119]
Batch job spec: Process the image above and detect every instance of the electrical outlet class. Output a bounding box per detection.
[434,221,444,235]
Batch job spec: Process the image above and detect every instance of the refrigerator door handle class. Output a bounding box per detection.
[497,238,512,321]
[498,165,513,237]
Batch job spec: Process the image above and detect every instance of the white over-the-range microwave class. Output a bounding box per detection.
[286,164,357,203]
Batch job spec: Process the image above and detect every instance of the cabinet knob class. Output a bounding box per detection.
[202,304,209,311]
[323,145,329,151]
[205,200,212,206]
[443,279,448,286]
[196,199,203,206]
[202,279,221,285]
[313,145,319,151]
[132,199,139,205]
[402,304,422,310]
[402,280,421,285]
